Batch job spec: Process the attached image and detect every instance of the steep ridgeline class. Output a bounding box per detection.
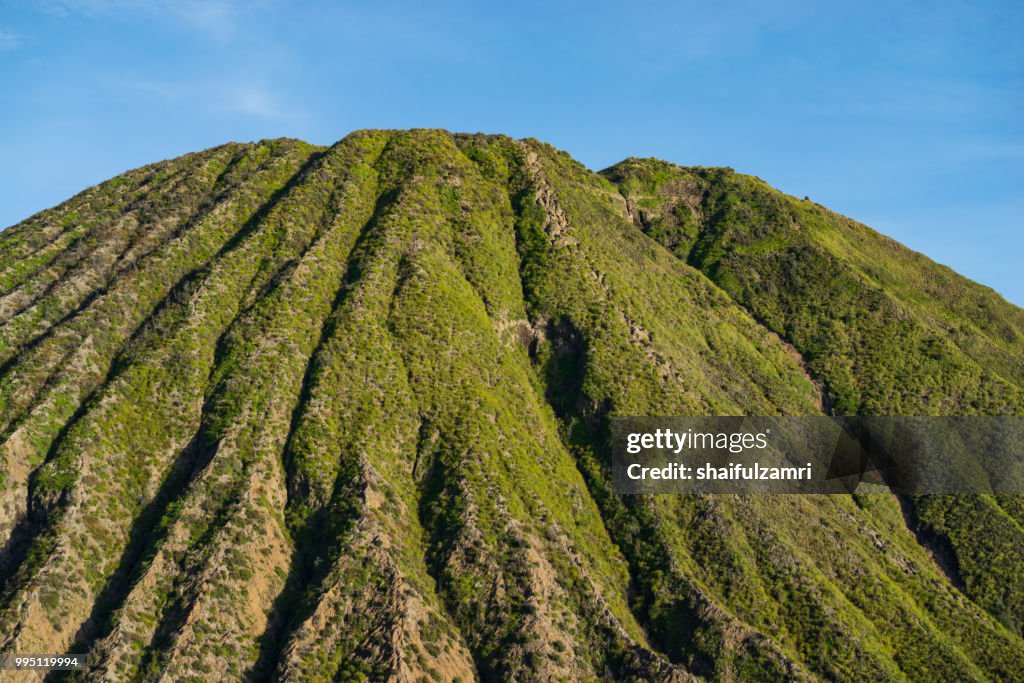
[0,131,1017,682]
[602,158,1024,646]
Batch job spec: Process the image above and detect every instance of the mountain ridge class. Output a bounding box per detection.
[0,129,1020,681]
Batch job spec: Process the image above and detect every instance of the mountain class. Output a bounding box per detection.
[0,129,1021,682]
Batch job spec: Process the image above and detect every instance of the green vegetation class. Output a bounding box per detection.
[604,157,1024,657]
[0,131,1019,681]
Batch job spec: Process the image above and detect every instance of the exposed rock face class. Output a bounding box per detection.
[0,130,1020,681]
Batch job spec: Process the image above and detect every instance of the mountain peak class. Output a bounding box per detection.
[0,132,1020,679]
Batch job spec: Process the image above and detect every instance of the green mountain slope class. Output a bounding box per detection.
[0,130,1019,681]
[602,157,1024,643]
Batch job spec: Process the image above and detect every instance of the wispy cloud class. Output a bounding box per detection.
[174,2,241,41]
[122,76,300,122]
[222,84,291,119]
[955,141,1024,161]
[41,0,274,41]
[0,26,22,51]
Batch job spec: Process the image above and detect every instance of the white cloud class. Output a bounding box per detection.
[223,84,290,119]
[175,2,239,40]
[0,26,21,51]
[120,76,300,122]
[41,0,275,41]
[955,141,1024,161]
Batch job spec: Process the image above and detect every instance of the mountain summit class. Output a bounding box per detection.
[0,130,1021,681]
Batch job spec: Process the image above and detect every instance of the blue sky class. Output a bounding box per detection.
[1,0,1021,304]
